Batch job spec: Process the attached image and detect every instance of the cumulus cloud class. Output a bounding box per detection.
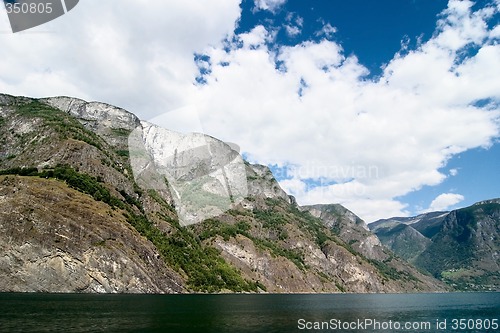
[424,193,465,212]
[0,0,499,222]
[315,23,337,39]
[253,0,286,13]
[285,25,301,37]
[190,0,500,221]
[284,12,303,37]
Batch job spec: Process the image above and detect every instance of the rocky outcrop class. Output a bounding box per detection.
[245,164,291,202]
[41,96,140,149]
[303,204,386,260]
[129,121,248,226]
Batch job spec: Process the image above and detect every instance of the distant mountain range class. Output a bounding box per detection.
[0,93,497,293]
[370,199,500,291]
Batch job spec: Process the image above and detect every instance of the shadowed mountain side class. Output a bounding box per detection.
[371,200,500,291]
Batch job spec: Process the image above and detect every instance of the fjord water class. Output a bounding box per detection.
[0,293,498,333]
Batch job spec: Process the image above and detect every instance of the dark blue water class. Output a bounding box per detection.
[0,292,498,332]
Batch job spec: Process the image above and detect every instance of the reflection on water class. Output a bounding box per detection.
[0,293,498,333]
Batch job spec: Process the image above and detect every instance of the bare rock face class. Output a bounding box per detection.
[42,97,140,131]
[0,175,184,293]
[245,164,291,202]
[41,96,141,150]
[303,204,386,260]
[129,121,248,226]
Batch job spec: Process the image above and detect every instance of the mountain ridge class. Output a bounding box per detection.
[371,200,500,290]
[0,93,452,293]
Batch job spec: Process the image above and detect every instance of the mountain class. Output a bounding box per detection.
[369,211,448,262]
[371,200,500,291]
[302,204,386,260]
[0,94,446,293]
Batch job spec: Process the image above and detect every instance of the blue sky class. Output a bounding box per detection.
[0,0,499,221]
[232,0,500,219]
[399,143,500,212]
[237,0,450,76]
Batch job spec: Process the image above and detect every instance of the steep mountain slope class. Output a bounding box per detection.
[369,213,443,263]
[301,204,440,289]
[371,211,449,239]
[0,94,446,293]
[0,175,184,293]
[371,200,500,290]
[414,200,500,290]
[371,223,431,262]
[302,204,385,260]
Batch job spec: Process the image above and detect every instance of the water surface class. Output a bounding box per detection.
[0,292,498,332]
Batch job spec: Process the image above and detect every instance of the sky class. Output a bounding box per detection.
[0,0,499,222]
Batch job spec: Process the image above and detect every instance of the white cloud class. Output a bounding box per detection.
[449,168,459,176]
[424,193,465,212]
[190,0,500,222]
[0,0,499,222]
[284,12,303,37]
[315,23,337,39]
[285,25,301,37]
[0,0,242,118]
[239,25,271,47]
[254,0,287,13]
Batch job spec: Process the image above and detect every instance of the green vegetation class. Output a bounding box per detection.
[199,219,252,242]
[288,205,331,247]
[111,128,132,137]
[367,258,418,282]
[119,189,144,212]
[147,189,176,214]
[15,100,105,151]
[335,282,346,293]
[440,268,497,291]
[253,208,289,240]
[179,180,230,211]
[253,209,287,229]
[253,238,305,270]
[127,214,259,292]
[0,167,39,177]
[116,149,130,158]
[199,218,306,270]
[0,165,124,208]
[460,202,500,217]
